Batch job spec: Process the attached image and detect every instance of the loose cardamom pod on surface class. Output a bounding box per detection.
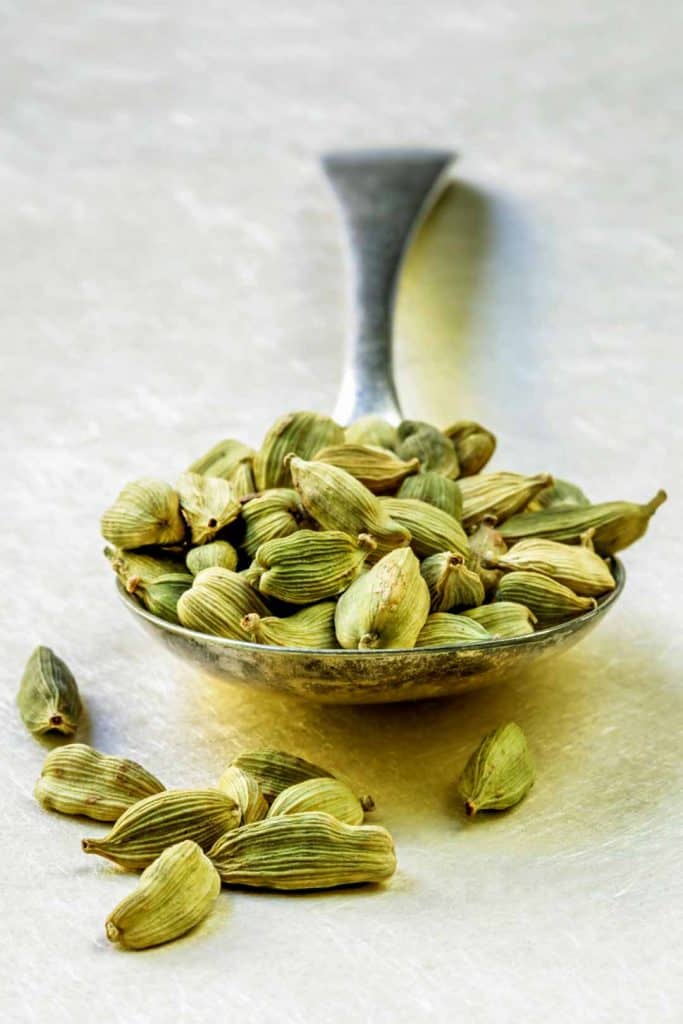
[216,766,269,824]
[458,722,535,816]
[267,777,372,826]
[17,646,82,736]
[230,750,335,804]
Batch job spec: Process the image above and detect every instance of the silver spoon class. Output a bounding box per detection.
[116,149,624,704]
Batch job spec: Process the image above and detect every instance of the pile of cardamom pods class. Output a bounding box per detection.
[101,412,667,647]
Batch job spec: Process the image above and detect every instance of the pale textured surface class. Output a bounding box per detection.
[1,2,681,1022]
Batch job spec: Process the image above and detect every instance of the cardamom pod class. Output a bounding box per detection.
[246,530,376,604]
[442,421,497,476]
[177,567,269,640]
[230,750,335,803]
[458,722,535,815]
[496,570,597,624]
[335,547,430,650]
[82,789,240,871]
[216,766,268,824]
[240,488,310,559]
[177,472,241,545]
[288,456,411,557]
[467,515,508,565]
[396,420,460,478]
[415,613,491,647]
[35,743,164,821]
[495,537,616,597]
[313,443,419,494]
[527,477,590,512]
[345,415,399,451]
[126,572,194,623]
[101,478,186,549]
[241,602,338,649]
[420,552,485,612]
[267,778,373,826]
[17,646,82,736]
[398,472,463,520]
[458,472,554,529]
[226,457,257,500]
[463,601,537,638]
[187,438,255,478]
[208,811,396,890]
[105,546,187,589]
[379,497,469,558]
[186,540,239,575]
[499,490,667,555]
[106,840,221,950]
[253,411,345,490]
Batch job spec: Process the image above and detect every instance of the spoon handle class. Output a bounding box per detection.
[323,149,454,426]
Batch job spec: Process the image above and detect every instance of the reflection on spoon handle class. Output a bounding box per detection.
[322,149,454,426]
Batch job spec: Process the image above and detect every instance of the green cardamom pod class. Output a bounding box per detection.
[101,478,186,549]
[216,766,268,824]
[177,472,241,545]
[241,488,310,559]
[126,572,194,623]
[186,540,239,575]
[241,602,338,649]
[246,530,376,604]
[379,497,469,559]
[313,443,419,494]
[105,546,187,589]
[230,750,335,804]
[267,778,373,826]
[344,415,399,451]
[177,567,269,640]
[458,722,535,815]
[496,570,596,624]
[527,477,590,512]
[106,840,221,950]
[187,438,255,478]
[253,411,345,490]
[442,420,497,476]
[398,472,463,520]
[463,601,537,638]
[495,537,615,597]
[335,547,430,650]
[35,743,164,821]
[415,613,491,647]
[467,515,508,565]
[396,420,460,478]
[82,789,241,871]
[208,811,396,890]
[420,552,485,612]
[17,646,82,736]
[458,472,554,529]
[227,457,257,500]
[499,490,667,555]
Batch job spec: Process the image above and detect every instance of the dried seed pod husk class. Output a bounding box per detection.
[177,473,241,545]
[313,443,419,494]
[335,547,430,650]
[246,530,376,604]
[463,601,537,638]
[415,613,491,647]
[467,515,508,565]
[288,456,410,558]
[105,546,187,589]
[458,472,554,529]
[254,411,345,490]
[499,490,667,555]
[527,477,590,513]
[496,570,596,624]
[396,421,460,478]
[442,421,497,476]
[216,766,268,824]
[379,497,469,559]
[230,750,335,804]
[126,572,194,623]
[420,552,485,612]
[17,646,82,736]
[241,602,338,649]
[495,538,616,597]
[345,415,399,451]
[101,478,186,549]
[227,457,257,500]
[241,488,310,559]
[106,840,221,950]
[35,744,165,821]
[82,789,241,871]
[187,438,255,478]
[208,811,396,890]
[459,722,535,816]
[267,778,371,826]
[398,472,463,520]
[186,540,239,575]
[177,567,269,640]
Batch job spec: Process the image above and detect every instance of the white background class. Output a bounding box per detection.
[1,3,681,1022]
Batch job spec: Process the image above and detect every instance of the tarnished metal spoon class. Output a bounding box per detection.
[116,149,624,704]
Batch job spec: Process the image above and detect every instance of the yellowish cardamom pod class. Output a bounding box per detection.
[379,497,469,559]
[415,613,491,647]
[241,602,338,649]
[463,601,537,638]
[35,743,164,821]
[467,515,508,565]
[253,411,345,490]
[420,552,485,612]
[177,567,269,640]
[177,472,241,545]
[82,789,241,871]
[313,443,419,494]
[267,778,373,826]
[106,840,221,950]
[398,472,463,520]
[17,646,82,736]
[458,472,554,529]
[216,766,268,824]
[187,438,255,478]
[345,415,399,451]
[442,420,497,476]
[104,546,187,589]
[528,477,590,512]
[241,488,310,559]
[101,478,186,549]
[396,420,460,478]
[495,537,616,597]
[496,571,596,624]
[246,530,376,604]
[186,540,239,575]
[335,547,430,650]
[126,572,193,623]
[227,457,257,499]
[458,722,535,815]
[208,811,396,890]
[230,750,335,804]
